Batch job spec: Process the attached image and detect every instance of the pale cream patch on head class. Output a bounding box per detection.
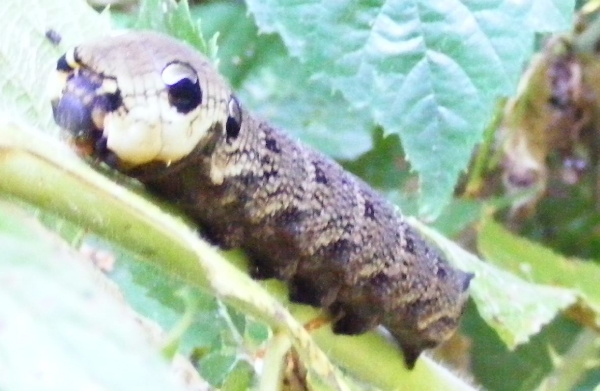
[66,32,236,167]
[104,104,162,165]
[105,92,228,166]
[157,97,226,162]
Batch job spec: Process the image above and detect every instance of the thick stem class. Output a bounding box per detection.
[258,332,292,391]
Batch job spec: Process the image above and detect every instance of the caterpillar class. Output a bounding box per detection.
[49,31,473,368]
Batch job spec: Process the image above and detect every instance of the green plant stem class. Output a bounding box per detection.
[259,332,292,391]
[463,99,505,198]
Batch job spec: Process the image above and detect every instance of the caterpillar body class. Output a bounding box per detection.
[50,31,473,368]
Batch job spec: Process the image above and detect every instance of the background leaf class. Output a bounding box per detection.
[478,217,600,331]
[461,305,582,391]
[244,0,575,218]
[0,203,188,391]
[195,1,376,160]
[135,0,216,58]
[410,217,576,348]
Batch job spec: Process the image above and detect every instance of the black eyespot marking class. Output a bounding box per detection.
[265,137,281,153]
[162,61,202,114]
[56,48,83,72]
[226,95,242,142]
[364,200,375,219]
[56,54,73,72]
[314,162,328,184]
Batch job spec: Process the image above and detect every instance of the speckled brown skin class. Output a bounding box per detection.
[50,31,473,369]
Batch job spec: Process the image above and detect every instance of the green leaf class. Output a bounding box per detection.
[0,203,187,391]
[462,304,582,391]
[198,352,238,386]
[478,217,600,330]
[245,0,575,218]
[135,0,216,58]
[239,52,376,160]
[409,217,576,348]
[194,2,376,160]
[108,250,225,354]
[85,237,265,388]
[220,360,255,391]
[342,129,409,190]
[529,0,574,30]
[192,2,269,88]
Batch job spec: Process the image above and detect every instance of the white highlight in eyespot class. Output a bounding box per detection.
[64,49,79,69]
[161,61,197,86]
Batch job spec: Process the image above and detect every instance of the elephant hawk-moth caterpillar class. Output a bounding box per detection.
[49,31,473,369]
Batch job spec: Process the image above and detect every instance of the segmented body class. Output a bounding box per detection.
[50,31,472,368]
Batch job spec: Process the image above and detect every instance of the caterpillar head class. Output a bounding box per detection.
[49,31,234,170]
